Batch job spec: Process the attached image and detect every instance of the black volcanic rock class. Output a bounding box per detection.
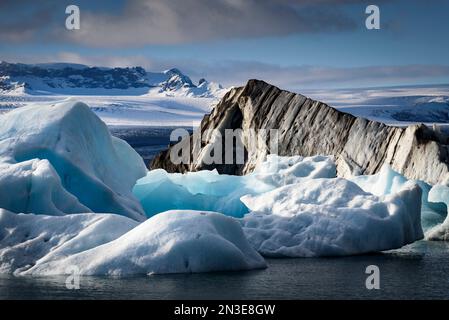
[151,79,449,185]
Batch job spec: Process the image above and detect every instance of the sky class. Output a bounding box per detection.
[0,0,449,90]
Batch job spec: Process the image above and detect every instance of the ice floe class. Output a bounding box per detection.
[240,178,423,257]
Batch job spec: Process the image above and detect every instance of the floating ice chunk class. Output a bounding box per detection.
[134,155,336,218]
[0,100,147,220]
[22,210,266,276]
[350,165,446,230]
[0,209,138,274]
[425,184,449,240]
[240,178,423,257]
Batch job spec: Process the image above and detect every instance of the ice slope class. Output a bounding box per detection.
[0,100,147,220]
[240,178,423,257]
[15,210,266,276]
[133,155,336,218]
[0,95,218,127]
[0,210,138,274]
[304,85,449,127]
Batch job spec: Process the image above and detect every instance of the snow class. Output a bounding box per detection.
[240,178,424,257]
[0,62,228,126]
[133,155,336,218]
[0,209,138,274]
[303,84,449,127]
[12,210,266,276]
[0,62,227,99]
[0,99,147,220]
[0,95,217,127]
[252,154,336,186]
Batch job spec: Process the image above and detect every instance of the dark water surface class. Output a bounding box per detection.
[1,241,449,300]
[109,126,192,166]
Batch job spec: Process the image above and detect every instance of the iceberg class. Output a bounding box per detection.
[0,209,138,274]
[134,155,336,218]
[0,100,429,276]
[350,165,446,230]
[135,156,424,257]
[17,210,266,276]
[0,100,147,221]
[251,154,337,186]
[240,178,423,257]
[425,183,449,240]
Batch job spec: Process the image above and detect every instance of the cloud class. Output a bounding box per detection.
[195,61,449,89]
[0,0,378,46]
[0,1,56,42]
[4,51,449,90]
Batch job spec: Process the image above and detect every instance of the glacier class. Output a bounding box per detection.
[0,99,147,220]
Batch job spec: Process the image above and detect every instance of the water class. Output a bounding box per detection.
[1,241,449,300]
[109,126,192,166]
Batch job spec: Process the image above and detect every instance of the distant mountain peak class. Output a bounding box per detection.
[0,61,226,98]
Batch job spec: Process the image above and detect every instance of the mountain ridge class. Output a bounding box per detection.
[0,61,224,98]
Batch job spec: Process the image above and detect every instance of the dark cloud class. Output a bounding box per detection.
[0,0,381,46]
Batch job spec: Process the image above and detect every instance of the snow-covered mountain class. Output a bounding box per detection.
[0,61,225,98]
[302,84,449,126]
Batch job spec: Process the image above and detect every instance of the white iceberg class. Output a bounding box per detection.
[0,209,138,274]
[425,183,449,240]
[0,100,147,221]
[18,210,266,276]
[350,165,446,230]
[240,178,423,257]
[134,155,336,218]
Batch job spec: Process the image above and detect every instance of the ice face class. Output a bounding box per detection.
[0,100,147,221]
[134,155,337,218]
[240,178,424,257]
[14,210,266,276]
[425,184,449,240]
[350,165,447,231]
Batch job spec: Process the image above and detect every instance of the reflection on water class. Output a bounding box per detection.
[1,241,449,300]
